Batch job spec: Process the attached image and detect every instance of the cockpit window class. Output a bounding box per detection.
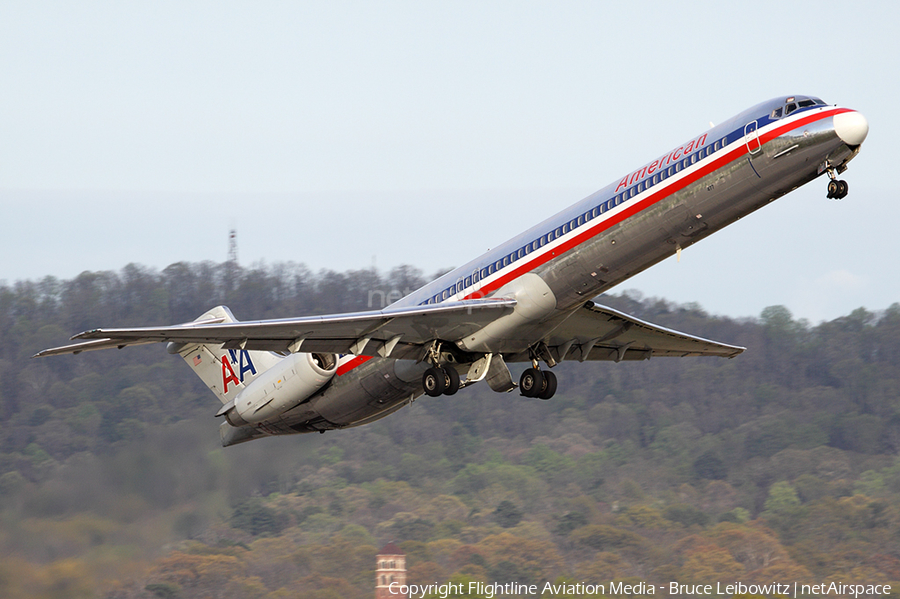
[771,107,783,119]
[785,102,798,115]
[798,99,815,108]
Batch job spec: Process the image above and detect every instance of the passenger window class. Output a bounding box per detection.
[555,227,562,238]
[562,223,569,234]
[465,276,472,287]
[442,290,449,300]
[517,248,524,259]
[691,154,697,164]
[570,218,578,229]
[495,260,502,270]
[638,182,644,192]
[714,141,720,151]
[629,188,635,198]
[652,174,659,184]
[481,268,487,278]
[592,206,600,218]
[502,256,510,267]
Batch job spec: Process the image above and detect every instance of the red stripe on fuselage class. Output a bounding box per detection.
[462,107,851,301]
[337,355,372,376]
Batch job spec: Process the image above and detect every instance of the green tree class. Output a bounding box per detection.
[230,499,287,536]
[492,500,523,528]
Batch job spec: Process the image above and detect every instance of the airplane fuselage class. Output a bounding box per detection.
[225,95,867,445]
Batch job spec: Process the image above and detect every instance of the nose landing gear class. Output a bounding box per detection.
[823,162,849,199]
[827,178,848,199]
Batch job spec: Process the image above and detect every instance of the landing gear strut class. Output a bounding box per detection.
[825,164,849,199]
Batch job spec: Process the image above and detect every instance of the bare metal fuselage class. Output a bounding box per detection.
[230,96,865,445]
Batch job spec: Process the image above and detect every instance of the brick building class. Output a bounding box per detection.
[375,542,406,599]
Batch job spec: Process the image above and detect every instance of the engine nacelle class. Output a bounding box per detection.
[225,352,337,425]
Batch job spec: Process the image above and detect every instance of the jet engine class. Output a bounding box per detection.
[224,352,337,426]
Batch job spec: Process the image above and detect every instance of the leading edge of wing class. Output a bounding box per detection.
[34,298,518,358]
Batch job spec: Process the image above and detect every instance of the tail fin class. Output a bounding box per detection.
[168,306,283,405]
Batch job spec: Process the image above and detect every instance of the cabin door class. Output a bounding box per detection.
[744,120,761,155]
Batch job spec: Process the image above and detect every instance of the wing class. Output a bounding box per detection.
[33,299,517,359]
[516,301,743,363]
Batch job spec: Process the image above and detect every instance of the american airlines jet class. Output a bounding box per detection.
[37,95,869,446]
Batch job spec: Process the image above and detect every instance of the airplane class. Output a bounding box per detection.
[36,95,869,447]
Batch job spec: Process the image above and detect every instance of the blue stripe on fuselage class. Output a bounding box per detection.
[398,98,827,309]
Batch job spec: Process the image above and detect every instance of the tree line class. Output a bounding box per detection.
[0,261,898,598]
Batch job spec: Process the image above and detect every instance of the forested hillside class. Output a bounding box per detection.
[1,262,899,599]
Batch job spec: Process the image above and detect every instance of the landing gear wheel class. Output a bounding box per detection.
[519,368,545,398]
[423,367,446,397]
[837,180,849,199]
[537,370,557,400]
[827,179,839,199]
[443,366,460,396]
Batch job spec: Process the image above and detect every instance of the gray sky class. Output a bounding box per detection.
[1,1,896,323]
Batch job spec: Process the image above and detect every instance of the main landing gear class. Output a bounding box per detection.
[519,366,557,400]
[422,365,460,397]
[421,341,461,397]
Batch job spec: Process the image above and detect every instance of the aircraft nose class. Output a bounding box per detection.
[834,110,869,146]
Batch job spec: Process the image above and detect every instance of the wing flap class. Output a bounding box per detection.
[544,301,743,362]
